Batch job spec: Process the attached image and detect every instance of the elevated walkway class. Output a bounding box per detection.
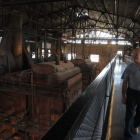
[40,58,140,140]
[107,60,140,140]
[41,58,116,140]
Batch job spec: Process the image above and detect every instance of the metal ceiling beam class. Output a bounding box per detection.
[0,0,67,6]
[1,6,139,40]
[47,5,72,17]
[84,6,140,39]
[82,6,140,24]
[92,0,105,28]
[37,3,44,21]
[135,5,140,19]
[94,13,103,26]
[55,16,112,30]
[93,0,100,11]
[119,21,133,36]
[23,5,30,19]
[122,0,129,27]
[119,4,140,27]
[47,27,140,30]
[100,0,114,25]
[115,0,119,38]
[103,13,112,28]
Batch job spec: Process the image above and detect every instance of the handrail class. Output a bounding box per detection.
[40,57,116,140]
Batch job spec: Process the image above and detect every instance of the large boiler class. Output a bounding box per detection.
[72,58,98,91]
[0,61,82,140]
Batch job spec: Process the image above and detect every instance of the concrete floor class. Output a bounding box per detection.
[107,60,140,140]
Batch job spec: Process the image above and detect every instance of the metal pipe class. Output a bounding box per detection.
[0,0,66,6]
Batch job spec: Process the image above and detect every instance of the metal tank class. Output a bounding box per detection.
[33,61,74,84]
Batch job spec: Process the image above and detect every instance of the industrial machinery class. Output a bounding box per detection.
[0,61,82,140]
[72,58,99,91]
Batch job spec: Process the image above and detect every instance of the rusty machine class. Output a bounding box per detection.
[0,13,83,140]
[0,60,82,140]
[72,58,99,91]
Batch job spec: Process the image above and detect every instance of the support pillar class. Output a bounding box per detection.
[44,29,48,62]
[51,31,57,54]
[56,37,61,60]
[51,31,62,60]
[11,13,22,70]
[107,40,111,45]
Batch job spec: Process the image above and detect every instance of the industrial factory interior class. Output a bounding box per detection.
[0,0,140,140]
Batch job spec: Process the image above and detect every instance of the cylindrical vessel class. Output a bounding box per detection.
[47,67,81,85]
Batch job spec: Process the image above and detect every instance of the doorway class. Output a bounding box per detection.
[117,51,122,55]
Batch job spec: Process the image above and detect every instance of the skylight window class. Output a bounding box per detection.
[76,11,88,17]
[65,31,130,45]
[111,41,131,45]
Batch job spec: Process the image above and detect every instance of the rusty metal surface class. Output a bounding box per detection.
[67,73,82,88]
[47,67,81,86]
[72,59,94,72]
[0,69,31,82]
[0,61,83,139]
[33,61,74,74]
[72,59,91,67]
[72,59,98,91]
[0,81,82,139]
[19,69,31,81]
[81,62,95,69]
[66,73,82,108]
[0,132,26,140]
[33,61,74,84]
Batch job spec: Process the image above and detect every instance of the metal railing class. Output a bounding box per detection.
[0,74,82,137]
[40,57,116,140]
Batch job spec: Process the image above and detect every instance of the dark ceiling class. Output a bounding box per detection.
[0,0,140,43]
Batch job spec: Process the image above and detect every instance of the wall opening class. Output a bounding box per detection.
[67,53,76,60]
[90,54,99,62]
[117,51,122,55]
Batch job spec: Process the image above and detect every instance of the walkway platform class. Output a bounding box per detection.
[107,61,140,140]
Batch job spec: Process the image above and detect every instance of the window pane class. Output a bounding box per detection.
[90,55,99,62]
[32,52,35,58]
[68,53,76,60]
